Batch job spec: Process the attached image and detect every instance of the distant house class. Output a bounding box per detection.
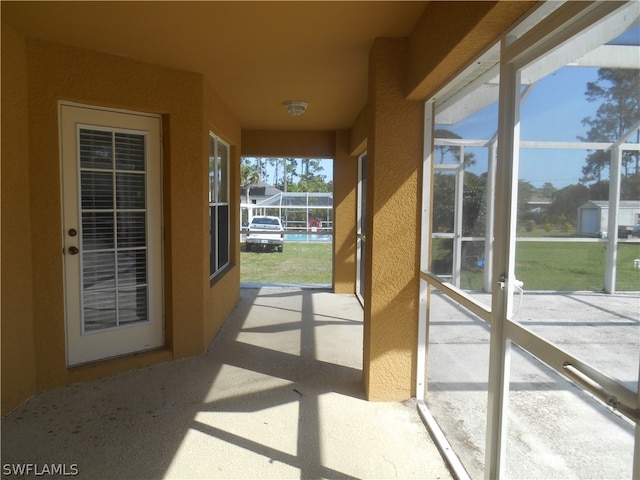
[577,200,640,236]
[240,182,282,204]
[527,195,552,213]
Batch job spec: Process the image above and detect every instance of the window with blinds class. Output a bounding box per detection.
[79,128,149,332]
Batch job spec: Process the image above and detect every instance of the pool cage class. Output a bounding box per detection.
[241,192,333,242]
[432,132,640,294]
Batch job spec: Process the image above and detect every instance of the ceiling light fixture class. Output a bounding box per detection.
[284,100,308,116]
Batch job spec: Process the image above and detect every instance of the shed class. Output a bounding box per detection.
[577,200,640,236]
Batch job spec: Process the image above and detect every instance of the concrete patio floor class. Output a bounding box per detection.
[1,288,452,480]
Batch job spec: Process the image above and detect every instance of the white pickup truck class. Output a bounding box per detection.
[246,216,285,252]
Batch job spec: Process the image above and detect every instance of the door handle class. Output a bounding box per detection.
[67,246,79,255]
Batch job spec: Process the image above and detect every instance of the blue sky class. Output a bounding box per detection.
[440,22,640,190]
[252,23,639,190]
[256,63,625,190]
[439,66,609,189]
[255,61,636,191]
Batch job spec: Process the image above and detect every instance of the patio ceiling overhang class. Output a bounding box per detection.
[1,1,428,131]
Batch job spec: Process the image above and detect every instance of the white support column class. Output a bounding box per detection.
[484,140,497,292]
[485,58,521,480]
[635,360,640,480]
[417,101,435,401]
[453,148,465,287]
[604,146,622,293]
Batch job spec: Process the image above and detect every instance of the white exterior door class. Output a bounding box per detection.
[60,104,163,366]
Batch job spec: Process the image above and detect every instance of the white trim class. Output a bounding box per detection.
[58,100,161,120]
[604,146,622,293]
[356,152,367,306]
[417,400,471,480]
[60,103,164,366]
[417,102,434,401]
[209,132,231,278]
[419,2,640,478]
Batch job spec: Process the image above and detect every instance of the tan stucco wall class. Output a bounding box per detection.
[1,29,241,413]
[333,131,358,294]
[358,2,536,402]
[349,106,368,156]
[203,78,242,346]
[1,2,541,411]
[364,38,424,401]
[1,22,38,414]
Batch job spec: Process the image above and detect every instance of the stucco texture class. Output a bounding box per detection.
[1,27,241,413]
[365,38,424,401]
[333,130,358,294]
[1,22,38,414]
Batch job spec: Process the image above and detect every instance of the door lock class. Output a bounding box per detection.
[67,246,79,255]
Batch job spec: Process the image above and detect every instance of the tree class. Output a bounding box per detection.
[281,158,299,190]
[240,158,261,186]
[547,183,590,225]
[435,129,476,168]
[517,180,537,220]
[268,158,281,187]
[579,68,640,183]
[240,159,261,204]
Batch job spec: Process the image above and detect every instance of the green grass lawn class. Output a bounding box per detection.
[241,239,640,291]
[240,242,332,284]
[515,241,640,291]
[451,241,640,292]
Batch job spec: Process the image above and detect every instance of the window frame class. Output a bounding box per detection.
[209,132,230,279]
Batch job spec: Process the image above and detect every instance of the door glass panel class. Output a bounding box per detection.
[82,212,115,250]
[83,288,117,332]
[81,171,113,209]
[118,287,148,325]
[79,128,149,332]
[79,129,113,169]
[116,212,146,248]
[116,173,145,209]
[83,251,116,289]
[117,251,147,286]
[115,132,145,171]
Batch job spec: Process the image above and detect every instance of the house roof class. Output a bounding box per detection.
[580,200,640,209]
[241,183,282,198]
[1,1,428,131]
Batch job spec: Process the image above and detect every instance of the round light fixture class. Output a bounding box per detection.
[284,100,308,116]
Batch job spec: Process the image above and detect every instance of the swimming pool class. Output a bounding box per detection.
[285,233,333,243]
